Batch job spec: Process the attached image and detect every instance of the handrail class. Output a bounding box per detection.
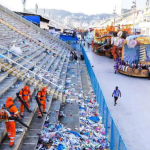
[0,53,60,88]
[0,45,68,83]
[0,4,73,50]
[0,63,60,97]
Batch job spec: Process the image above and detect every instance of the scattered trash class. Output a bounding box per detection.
[36,59,109,150]
[16,128,23,133]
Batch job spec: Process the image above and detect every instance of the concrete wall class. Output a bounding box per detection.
[40,21,49,30]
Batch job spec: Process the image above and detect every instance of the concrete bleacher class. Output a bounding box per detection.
[0,5,71,150]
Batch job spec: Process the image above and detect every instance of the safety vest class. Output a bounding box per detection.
[0,105,14,122]
[38,91,47,101]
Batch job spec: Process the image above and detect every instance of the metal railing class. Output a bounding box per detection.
[82,45,128,150]
[0,4,73,51]
[0,45,67,83]
[0,53,61,88]
[0,63,60,97]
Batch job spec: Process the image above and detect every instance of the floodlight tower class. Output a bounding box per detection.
[22,0,26,12]
[113,5,117,26]
[43,9,45,17]
[131,0,136,33]
[35,4,38,14]
[146,0,149,12]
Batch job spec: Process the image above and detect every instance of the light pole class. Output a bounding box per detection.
[146,0,149,12]
[43,9,45,17]
[113,6,117,26]
[131,0,136,34]
[22,0,26,12]
[35,4,38,14]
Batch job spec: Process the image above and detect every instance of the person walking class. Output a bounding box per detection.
[112,86,121,106]
[19,85,32,117]
[3,97,22,147]
[37,87,48,118]
[148,65,150,80]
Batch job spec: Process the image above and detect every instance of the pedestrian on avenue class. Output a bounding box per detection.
[112,86,121,106]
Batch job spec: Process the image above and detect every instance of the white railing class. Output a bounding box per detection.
[0,63,60,97]
[0,45,68,83]
[0,4,73,50]
[0,53,61,88]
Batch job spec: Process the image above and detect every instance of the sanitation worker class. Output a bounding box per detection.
[19,85,32,117]
[4,97,22,147]
[37,87,48,118]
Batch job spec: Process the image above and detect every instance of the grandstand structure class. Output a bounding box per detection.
[0,3,74,149]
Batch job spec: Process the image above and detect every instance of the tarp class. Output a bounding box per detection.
[59,35,78,41]
[22,16,40,24]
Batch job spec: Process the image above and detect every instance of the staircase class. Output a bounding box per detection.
[0,5,71,150]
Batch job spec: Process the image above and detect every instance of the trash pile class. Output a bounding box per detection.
[37,94,109,150]
[36,59,109,149]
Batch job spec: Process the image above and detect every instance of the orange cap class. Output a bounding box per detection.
[42,87,47,92]
[24,85,29,91]
[5,97,13,107]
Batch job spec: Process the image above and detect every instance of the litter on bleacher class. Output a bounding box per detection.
[10,45,22,56]
[37,94,109,150]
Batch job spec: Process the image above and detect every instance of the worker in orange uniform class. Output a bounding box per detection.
[38,87,48,118]
[19,85,32,117]
[4,97,22,147]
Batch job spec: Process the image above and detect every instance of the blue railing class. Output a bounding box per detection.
[82,46,128,150]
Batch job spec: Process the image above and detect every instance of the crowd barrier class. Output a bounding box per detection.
[82,46,128,150]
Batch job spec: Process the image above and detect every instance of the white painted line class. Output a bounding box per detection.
[26,136,39,137]
[23,143,36,144]
[29,129,40,130]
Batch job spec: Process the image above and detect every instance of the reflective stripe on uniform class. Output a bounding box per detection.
[14,111,19,115]
[10,140,14,142]
[23,94,29,96]
[8,120,15,122]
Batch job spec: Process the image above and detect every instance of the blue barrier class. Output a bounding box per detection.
[82,46,128,150]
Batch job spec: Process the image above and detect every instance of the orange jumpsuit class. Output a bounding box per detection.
[5,98,19,146]
[19,89,31,115]
[38,90,47,117]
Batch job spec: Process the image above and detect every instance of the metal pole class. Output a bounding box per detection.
[132,0,136,34]
[121,0,124,15]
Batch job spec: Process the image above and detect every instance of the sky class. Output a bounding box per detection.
[0,0,146,15]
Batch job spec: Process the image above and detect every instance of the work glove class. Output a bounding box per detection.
[29,109,32,113]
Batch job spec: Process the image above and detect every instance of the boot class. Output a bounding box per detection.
[9,141,14,147]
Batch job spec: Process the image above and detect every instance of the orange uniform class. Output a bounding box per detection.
[38,87,47,117]
[5,97,19,147]
[19,86,31,116]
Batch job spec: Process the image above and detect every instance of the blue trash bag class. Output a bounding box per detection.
[67,131,82,138]
[88,116,100,123]
[57,144,66,150]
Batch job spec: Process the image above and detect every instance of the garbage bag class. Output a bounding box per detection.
[57,144,66,150]
[88,116,100,123]
[10,45,22,56]
[67,131,82,138]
